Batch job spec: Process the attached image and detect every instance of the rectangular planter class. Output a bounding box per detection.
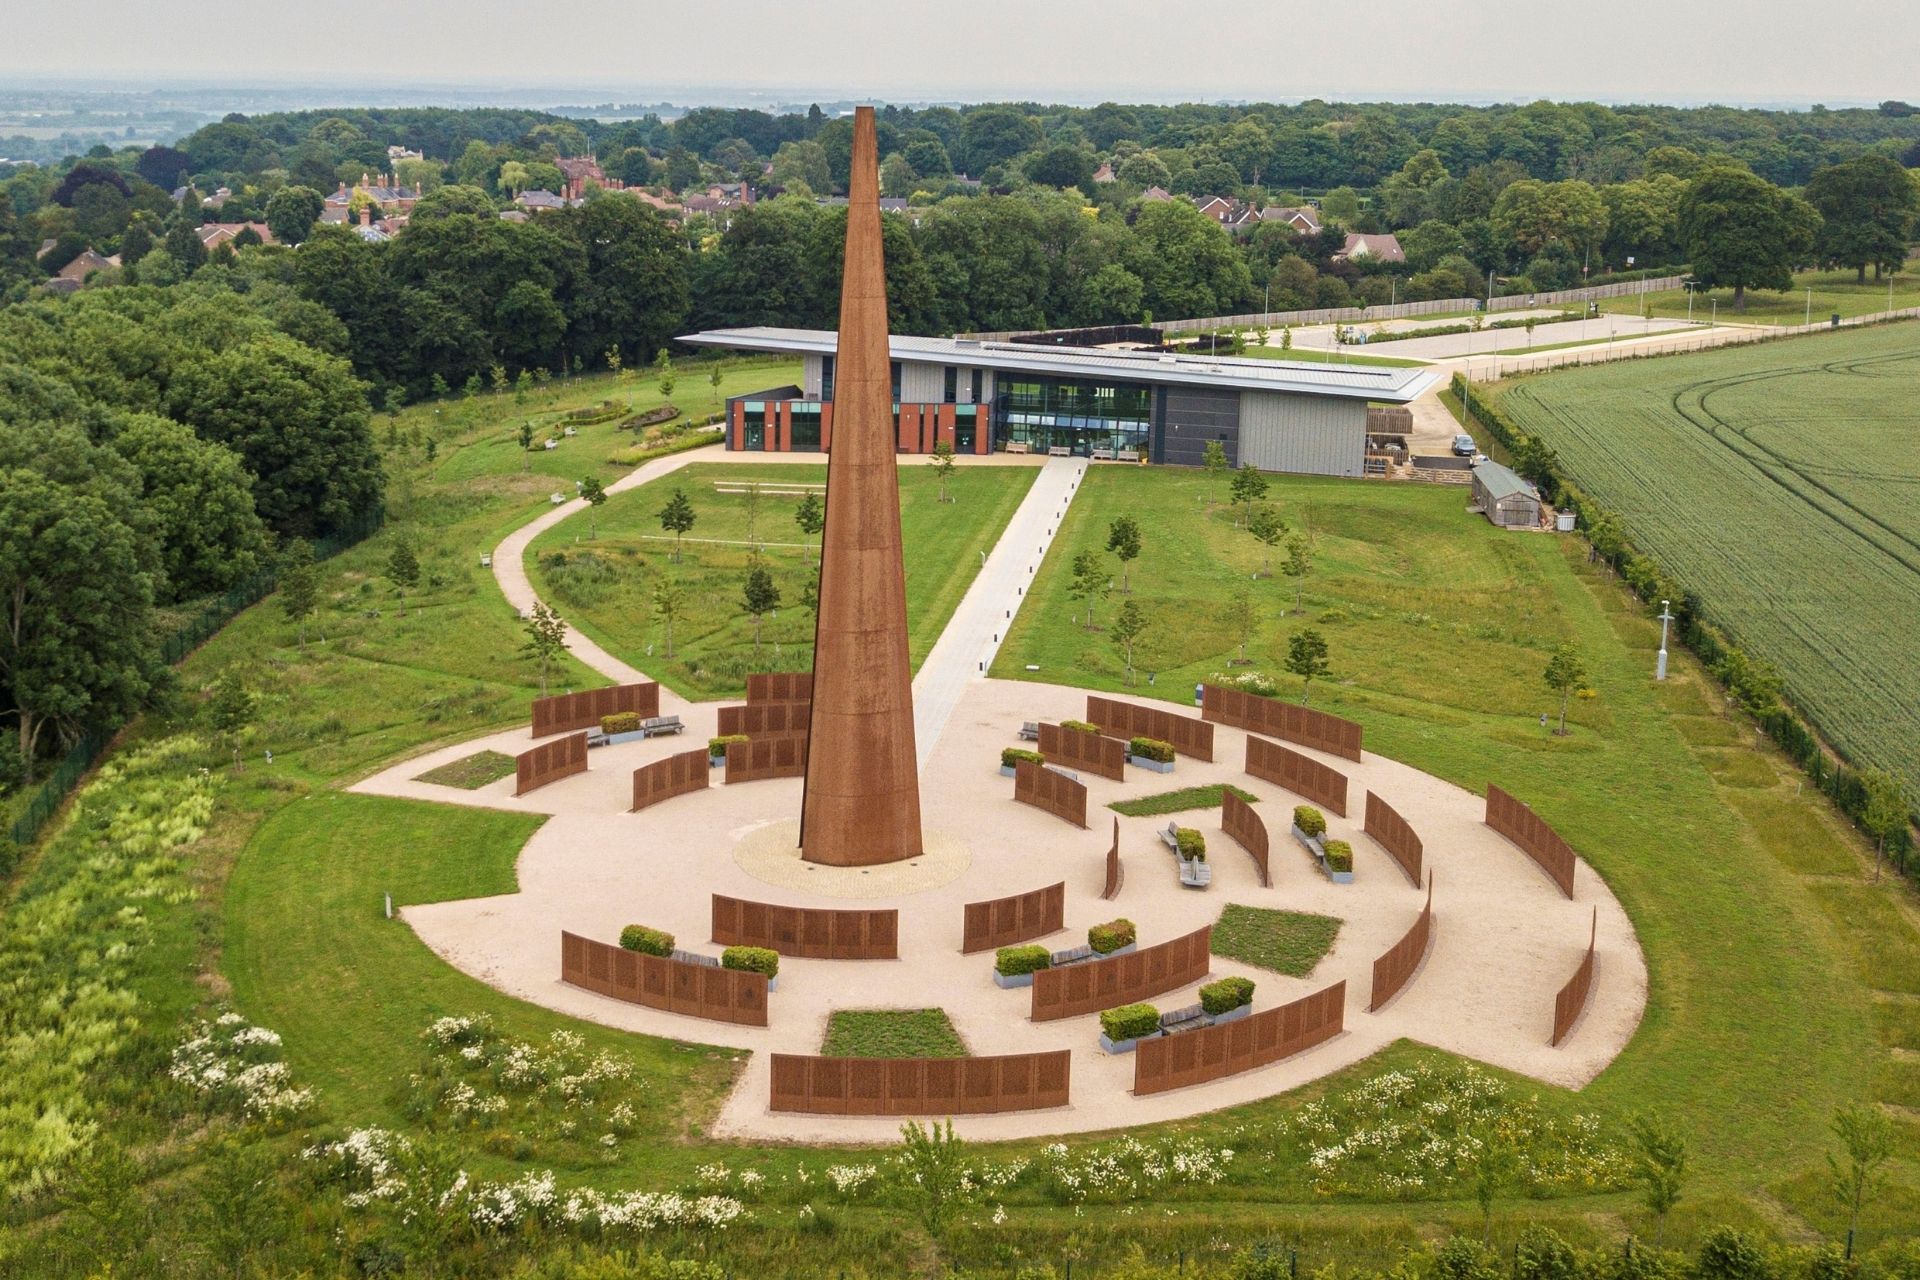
[1086,942,1137,961]
[1210,1003,1252,1025]
[993,969,1038,989]
[1128,756,1175,774]
[1328,868,1354,885]
[999,764,1016,778]
[602,729,649,747]
[1291,824,1326,856]
[710,756,726,769]
[1098,1028,1164,1054]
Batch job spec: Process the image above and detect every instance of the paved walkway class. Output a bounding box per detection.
[911,456,1086,764]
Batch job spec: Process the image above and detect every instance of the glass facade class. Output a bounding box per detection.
[791,404,822,451]
[992,375,1153,455]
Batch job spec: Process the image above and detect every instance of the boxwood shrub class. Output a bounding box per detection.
[618,925,673,956]
[1293,805,1327,836]
[1088,918,1136,954]
[1128,736,1175,763]
[1002,747,1045,769]
[995,944,1051,977]
[1324,839,1353,873]
[710,733,750,758]
[1200,976,1256,1015]
[721,945,780,978]
[602,711,642,735]
[1099,1002,1162,1042]
[1061,719,1101,734]
[1175,827,1207,860]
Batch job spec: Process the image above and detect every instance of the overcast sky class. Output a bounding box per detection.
[9,0,1918,106]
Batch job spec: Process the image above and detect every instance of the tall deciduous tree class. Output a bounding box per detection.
[0,469,158,767]
[109,414,267,602]
[264,185,325,246]
[1679,166,1821,311]
[1806,154,1919,283]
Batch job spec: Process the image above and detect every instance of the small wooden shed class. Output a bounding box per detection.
[1472,461,1543,528]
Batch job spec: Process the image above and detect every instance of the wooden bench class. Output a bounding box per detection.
[1005,441,1030,455]
[1116,449,1140,462]
[1048,446,1072,457]
[1090,447,1115,460]
[1049,943,1096,968]
[641,715,685,738]
[1160,1003,1211,1034]
[1018,721,1040,742]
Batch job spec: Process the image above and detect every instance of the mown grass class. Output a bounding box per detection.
[1211,904,1343,977]
[412,750,516,789]
[1594,267,1920,324]
[821,1009,969,1059]
[1109,783,1260,817]
[526,460,1037,700]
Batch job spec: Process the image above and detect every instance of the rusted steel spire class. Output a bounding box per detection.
[799,106,924,867]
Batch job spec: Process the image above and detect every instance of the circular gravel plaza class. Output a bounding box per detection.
[357,675,1646,1143]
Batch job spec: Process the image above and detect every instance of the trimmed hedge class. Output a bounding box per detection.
[1200,976,1255,1015]
[1293,805,1327,837]
[618,925,673,956]
[721,945,780,978]
[710,734,750,757]
[602,711,642,735]
[1323,839,1353,873]
[1060,719,1101,734]
[1100,1002,1162,1042]
[1089,918,1136,954]
[995,944,1051,977]
[1129,736,1175,763]
[1002,746,1045,769]
[1176,827,1207,861]
[618,403,680,431]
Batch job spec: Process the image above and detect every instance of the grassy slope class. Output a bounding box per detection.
[990,464,1899,1200]
[526,460,1037,700]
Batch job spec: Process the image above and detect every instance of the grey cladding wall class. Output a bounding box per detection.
[1237,391,1366,477]
[1158,386,1241,467]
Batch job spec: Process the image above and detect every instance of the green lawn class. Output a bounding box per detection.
[1109,783,1260,817]
[821,1009,969,1058]
[412,750,516,789]
[1238,345,1430,368]
[1594,266,1920,324]
[527,460,1038,700]
[1211,904,1343,977]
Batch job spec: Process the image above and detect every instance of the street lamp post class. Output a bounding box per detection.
[1805,287,1812,328]
[1656,599,1675,681]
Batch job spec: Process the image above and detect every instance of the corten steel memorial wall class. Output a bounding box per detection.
[769,1050,1071,1115]
[1031,926,1213,1022]
[1485,784,1577,898]
[1245,735,1349,816]
[630,748,709,811]
[1201,684,1364,761]
[717,700,811,739]
[1038,722,1127,782]
[560,931,769,1026]
[1102,817,1124,900]
[961,882,1066,953]
[748,672,812,703]
[531,682,660,738]
[1551,907,1599,1047]
[1369,877,1434,1012]
[711,895,899,959]
[726,735,809,784]
[1085,696,1216,762]
[515,731,588,795]
[1221,787,1271,886]
[1364,790,1424,887]
[1013,758,1088,828]
[1133,981,1347,1095]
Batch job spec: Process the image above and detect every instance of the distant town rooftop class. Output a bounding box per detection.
[680,327,1440,404]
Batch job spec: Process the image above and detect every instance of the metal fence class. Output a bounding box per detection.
[724,734,808,783]
[1363,790,1424,888]
[530,682,660,738]
[1369,877,1434,1012]
[1133,980,1347,1095]
[1013,758,1088,828]
[716,700,810,738]
[630,748,710,812]
[560,930,769,1026]
[1202,684,1363,762]
[711,895,899,959]
[1221,787,1270,887]
[769,1050,1071,1115]
[961,881,1066,954]
[1086,695,1215,762]
[1039,722,1126,782]
[1031,925,1213,1022]
[514,732,588,795]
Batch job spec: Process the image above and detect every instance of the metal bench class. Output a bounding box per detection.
[1049,944,1096,968]
[641,716,685,737]
[670,949,720,968]
[1018,721,1040,742]
[1158,821,1181,852]
[1179,858,1212,889]
[1160,1004,1211,1034]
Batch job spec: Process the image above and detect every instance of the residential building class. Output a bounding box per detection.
[1139,185,1173,202]
[1091,161,1116,183]
[324,174,422,218]
[1335,232,1405,263]
[196,222,276,250]
[514,189,573,213]
[1259,205,1322,234]
[682,326,1438,477]
[42,248,119,292]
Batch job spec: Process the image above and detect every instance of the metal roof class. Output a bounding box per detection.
[678,327,1440,404]
[1473,460,1539,502]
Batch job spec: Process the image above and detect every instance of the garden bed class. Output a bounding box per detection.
[821,1009,967,1058]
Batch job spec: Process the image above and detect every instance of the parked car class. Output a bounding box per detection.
[1452,433,1478,457]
